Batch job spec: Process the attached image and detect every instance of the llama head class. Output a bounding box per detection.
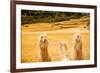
[39,33,47,42]
[73,33,81,42]
[59,41,67,49]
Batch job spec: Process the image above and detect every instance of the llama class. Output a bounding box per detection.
[39,33,50,62]
[59,41,69,61]
[73,33,83,60]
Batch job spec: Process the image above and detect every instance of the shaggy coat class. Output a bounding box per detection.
[59,42,68,61]
[73,34,83,60]
[39,34,50,62]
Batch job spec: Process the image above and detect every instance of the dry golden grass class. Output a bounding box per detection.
[21,16,90,63]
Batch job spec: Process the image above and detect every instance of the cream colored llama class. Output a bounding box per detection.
[59,41,69,61]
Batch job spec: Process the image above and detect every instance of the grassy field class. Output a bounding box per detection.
[21,16,90,63]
